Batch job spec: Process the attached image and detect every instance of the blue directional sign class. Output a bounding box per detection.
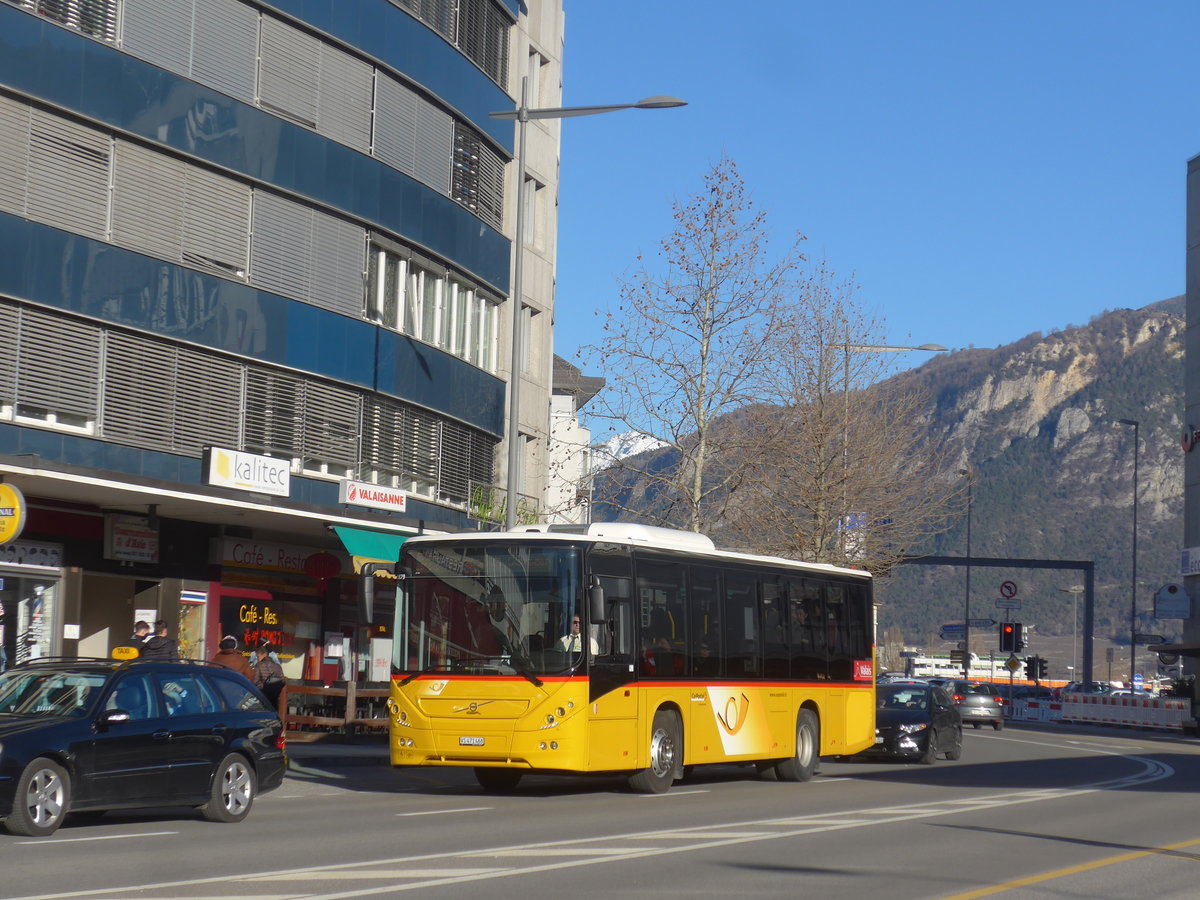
[940,623,966,634]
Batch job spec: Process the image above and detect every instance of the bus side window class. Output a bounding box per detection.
[598,576,634,660]
[723,571,760,677]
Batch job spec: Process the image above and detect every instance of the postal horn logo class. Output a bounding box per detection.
[715,692,751,735]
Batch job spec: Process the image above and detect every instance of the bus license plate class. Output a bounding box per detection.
[459,736,485,746]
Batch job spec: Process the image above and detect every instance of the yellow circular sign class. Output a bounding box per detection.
[112,646,140,660]
[0,483,27,545]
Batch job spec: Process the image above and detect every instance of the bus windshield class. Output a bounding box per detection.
[395,541,583,680]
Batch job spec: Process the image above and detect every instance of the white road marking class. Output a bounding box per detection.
[6,752,1177,900]
[638,789,709,798]
[18,831,177,845]
[395,806,493,817]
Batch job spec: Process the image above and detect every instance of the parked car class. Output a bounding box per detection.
[865,683,962,764]
[1009,685,1055,702]
[946,679,1005,730]
[0,657,286,837]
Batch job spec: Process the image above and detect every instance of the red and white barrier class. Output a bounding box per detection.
[1056,695,1190,731]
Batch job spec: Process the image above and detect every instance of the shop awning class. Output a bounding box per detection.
[330,526,411,575]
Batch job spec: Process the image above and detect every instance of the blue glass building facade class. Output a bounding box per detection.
[0,0,547,672]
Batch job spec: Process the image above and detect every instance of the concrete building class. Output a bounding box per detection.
[0,0,562,677]
[546,355,604,525]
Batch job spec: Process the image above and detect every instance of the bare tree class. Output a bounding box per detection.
[723,259,962,574]
[582,157,805,533]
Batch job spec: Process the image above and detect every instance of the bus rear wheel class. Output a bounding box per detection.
[775,709,819,782]
[474,767,523,792]
[629,709,680,794]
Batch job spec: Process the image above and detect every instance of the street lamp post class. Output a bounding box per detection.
[840,336,947,558]
[958,468,973,677]
[1059,585,1084,681]
[1118,418,1139,685]
[490,83,686,530]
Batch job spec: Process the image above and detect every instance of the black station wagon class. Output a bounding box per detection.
[0,657,286,836]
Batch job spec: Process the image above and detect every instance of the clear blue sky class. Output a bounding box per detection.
[553,2,1200,370]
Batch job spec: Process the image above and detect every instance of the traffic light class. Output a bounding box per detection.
[1024,656,1038,679]
[1012,622,1025,652]
[1037,657,1048,680]
[999,622,1016,652]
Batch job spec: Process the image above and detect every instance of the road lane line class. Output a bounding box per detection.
[18,831,178,845]
[936,835,1200,899]
[5,753,1177,900]
[395,806,493,817]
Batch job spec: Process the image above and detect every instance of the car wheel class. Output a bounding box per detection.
[474,767,523,792]
[201,754,256,823]
[944,727,963,761]
[629,709,680,794]
[6,758,70,837]
[992,718,1004,731]
[919,730,938,765]
[776,709,820,782]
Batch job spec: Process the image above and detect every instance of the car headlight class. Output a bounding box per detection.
[898,723,928,733]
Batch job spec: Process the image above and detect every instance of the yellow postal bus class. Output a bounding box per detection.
[387,523,875,793]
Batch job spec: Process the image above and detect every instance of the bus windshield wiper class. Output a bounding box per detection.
[397,663,453,686]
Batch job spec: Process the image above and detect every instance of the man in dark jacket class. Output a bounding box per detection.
[140,620,179,660]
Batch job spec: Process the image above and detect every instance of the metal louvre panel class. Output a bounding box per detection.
[455,0,508,85]
[0,301,17,407]
[171,344,241,454]
[438,418,471,502]
[475,138,505,230]
[361,401,402,474]
[100,331,177,451]
[309,212,365,317]
[419,0,455,42]
[77,0,118,43]
[192,0,259,105]
[412,97,452,194]
[26,110,110,240]
[244,367,301,458]
[469,429,497,492]
[316,48,373,153]
[405,406,441,487]
[250,191,312,301]
[259,16,320,127]
[183,164,250,277]
[301,380,360,467]
[111,141,186,262]
[120,0,193,74]
[17,307,100,416]
[0,95,31,216]
[373,74,418,177]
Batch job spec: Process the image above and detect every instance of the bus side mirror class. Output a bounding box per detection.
[359,562,396,623]
[589,580,605,624]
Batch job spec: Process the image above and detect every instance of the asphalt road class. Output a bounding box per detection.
[3,723,1200,900]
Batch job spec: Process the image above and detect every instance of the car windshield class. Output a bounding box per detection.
[397,541,583,678]
[879,687,931,710]
[0,669,108,717]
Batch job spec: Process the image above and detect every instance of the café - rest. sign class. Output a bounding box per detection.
[204,447,290,497]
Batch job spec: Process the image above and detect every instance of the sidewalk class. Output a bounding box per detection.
[285,735,391,768]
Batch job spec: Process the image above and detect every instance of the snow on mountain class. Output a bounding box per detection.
[592,431,668,470]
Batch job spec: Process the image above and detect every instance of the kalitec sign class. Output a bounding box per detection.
[339,479,407,513]
[204,447,290,497]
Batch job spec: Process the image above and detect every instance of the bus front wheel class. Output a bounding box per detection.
[629,709,680,794]
[775,709,819,782]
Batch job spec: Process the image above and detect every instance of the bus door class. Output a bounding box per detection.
[586,546,637,770]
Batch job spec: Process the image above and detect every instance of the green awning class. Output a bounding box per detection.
[331,526,411,571]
